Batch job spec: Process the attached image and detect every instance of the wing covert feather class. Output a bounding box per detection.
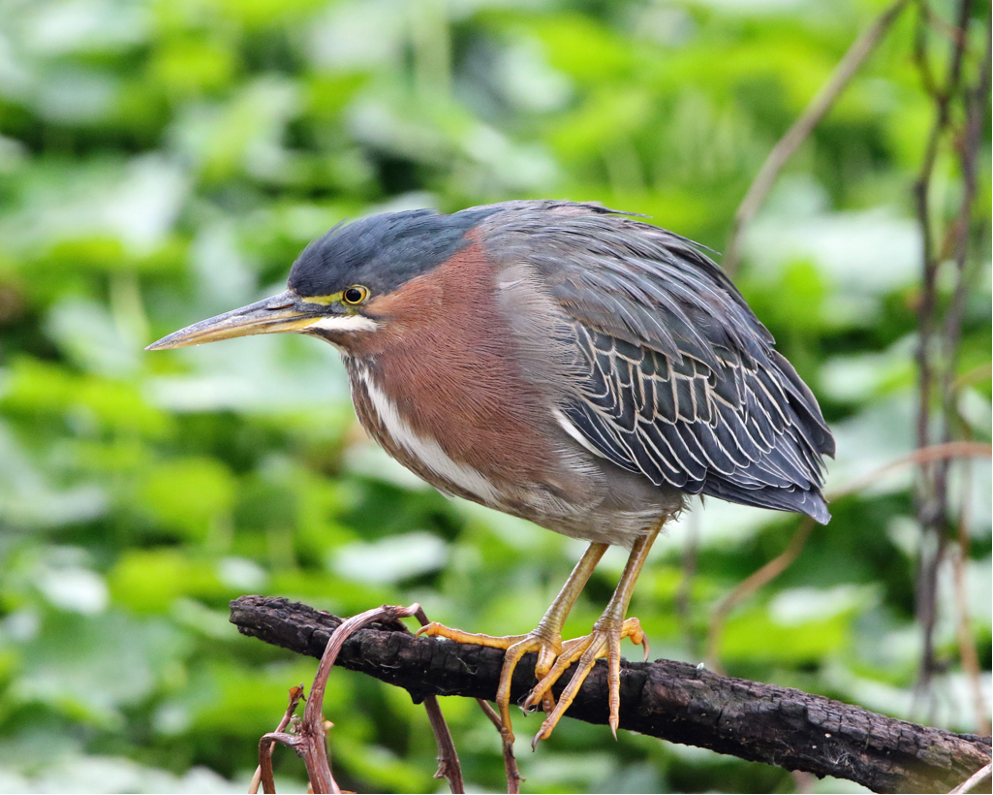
[487,205,835,524]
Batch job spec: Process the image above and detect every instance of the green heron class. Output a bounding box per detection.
[149,200,834,745]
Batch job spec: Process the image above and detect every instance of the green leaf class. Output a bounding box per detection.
[136,458,237,541]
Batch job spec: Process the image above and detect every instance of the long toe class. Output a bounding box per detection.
[417,622,529,650]
[417,622,563,744]
[526,616,646,745]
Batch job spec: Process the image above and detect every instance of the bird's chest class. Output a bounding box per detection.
[333,239,578,515]
[343,338,559,512]
[346,360,507,505]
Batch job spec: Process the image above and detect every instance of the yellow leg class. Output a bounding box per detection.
[418,541,608,742]
[524,525,661,745]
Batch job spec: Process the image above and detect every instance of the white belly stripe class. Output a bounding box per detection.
[357,368,504,506]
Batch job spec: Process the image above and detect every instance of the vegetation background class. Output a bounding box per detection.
[0,0,988,792]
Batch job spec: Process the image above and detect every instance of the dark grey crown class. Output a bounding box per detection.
[288,206,501,299]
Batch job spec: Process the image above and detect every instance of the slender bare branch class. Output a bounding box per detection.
[723,0,911,274]
[251,685,305,795]
[705,518,813,673]
[831,441,992,500]
[911,0,982,706]
[705,441,991,673]
[404,607,466,795]
[295,603,465,794]
[423,696,466,794]
[475,699,521,794]
[950,763,993,794]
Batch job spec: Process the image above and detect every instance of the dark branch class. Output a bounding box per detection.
[230,595,991,795]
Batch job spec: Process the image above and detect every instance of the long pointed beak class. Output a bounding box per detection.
[146,291,322,351]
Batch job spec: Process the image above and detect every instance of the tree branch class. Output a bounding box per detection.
[722,0,911,275]
[230,595,991,794]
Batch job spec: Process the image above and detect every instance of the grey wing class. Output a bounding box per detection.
[521,210,835,524]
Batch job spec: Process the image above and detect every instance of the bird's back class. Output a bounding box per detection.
[476,200,835,525]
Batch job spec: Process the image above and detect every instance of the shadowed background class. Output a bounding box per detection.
[0,0,989,792]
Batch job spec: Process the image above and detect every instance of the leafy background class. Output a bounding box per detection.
[0,0,989,792]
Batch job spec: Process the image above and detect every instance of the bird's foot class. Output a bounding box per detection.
[522,615,648,747]
[417,622,564,743]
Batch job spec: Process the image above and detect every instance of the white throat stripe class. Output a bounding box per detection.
[308,315,379,333]
[358,370,502,506]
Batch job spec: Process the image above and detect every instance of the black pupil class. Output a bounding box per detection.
[345,288,364,303]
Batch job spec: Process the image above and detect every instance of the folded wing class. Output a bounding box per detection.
[523,208,835,524]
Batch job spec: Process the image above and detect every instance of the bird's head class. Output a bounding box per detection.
[147,206,500,354]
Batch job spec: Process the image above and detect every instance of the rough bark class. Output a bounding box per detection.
[230,595,991,794]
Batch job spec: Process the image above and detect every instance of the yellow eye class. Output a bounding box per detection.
[342,285,369,306]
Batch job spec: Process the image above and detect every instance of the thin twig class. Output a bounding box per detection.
[948,762,992,794]
[258,730,309,793]
[706,518,814,673]
[911,0,943,682]
[302,604,451,794]
[704,440,992,672]
[259,603,454,794]
[423,697,466,794]
[944,0,975,100]
[830,441,992,500]
[943,19,993,721]
[319,605,464,794]
[939,5,991,402]
[943,24,993,731]
[251,685,306,794]
[913,0,940,98]
[403,607,466,794]
[911,0,979,709]
[723,0,910,274]
[475,699,522,794]
[937,2,989,467]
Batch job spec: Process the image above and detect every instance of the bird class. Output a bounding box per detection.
[148,199,834,746]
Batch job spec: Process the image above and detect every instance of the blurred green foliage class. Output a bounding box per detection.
[0,0,989,792]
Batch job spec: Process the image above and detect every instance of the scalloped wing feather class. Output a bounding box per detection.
[508,209,835,524]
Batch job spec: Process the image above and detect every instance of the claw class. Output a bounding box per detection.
[525,617,645,746]
[413,533,659,748]
[416,621,563,744]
